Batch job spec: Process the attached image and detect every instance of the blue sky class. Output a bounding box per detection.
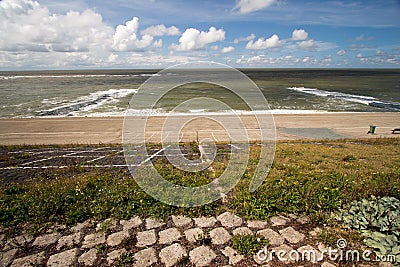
[1,0,399,69]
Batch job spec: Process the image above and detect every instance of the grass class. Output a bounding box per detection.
[0,138,399,233]
[231,234,269,256]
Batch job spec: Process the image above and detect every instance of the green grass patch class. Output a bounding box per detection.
[0,138,399,233]
[231,234,268,256]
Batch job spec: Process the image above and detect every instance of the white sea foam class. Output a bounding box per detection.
[37,88,138,117]
[287,87,376,105]
[288,87,400,111]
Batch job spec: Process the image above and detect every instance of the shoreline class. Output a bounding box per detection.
[0,112,399,145]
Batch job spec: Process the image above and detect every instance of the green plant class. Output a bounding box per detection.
[197,233,211,246]
[231,234,268,256]
[95,243,108,254]
[335,196,400,263]
[115,251,135,267]
[176,255,189,266]
[343,155,357,162]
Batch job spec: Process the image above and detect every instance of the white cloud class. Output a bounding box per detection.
[141,24,180,36]
[0,0,113,52]
[357,53,363,58]
[245,34,281,50]
[337,50,346,56]
[153,39,163,48]
[234,34,255,44]
[170,27,225,51]
[221,46,235,53]
[297,39,316,51]
[292,29,308,41]
[354,34,374,42]
[210,45,219,50]
[112,17,155,51]
[232,0,277,14]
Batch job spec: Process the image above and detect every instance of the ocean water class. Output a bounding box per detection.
[0,69,399,118]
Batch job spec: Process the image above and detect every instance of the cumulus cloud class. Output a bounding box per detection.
[221,46,235,53]
[337,50,346,56]
[297,39,316,51]
[292,29,308,41]
[233,0,277,14]
[0,0,113,52]
[245,34,281,50]
[233,34,256,44]
[112,17,155,51]
[170,27,225,51]
[141,24,180,36]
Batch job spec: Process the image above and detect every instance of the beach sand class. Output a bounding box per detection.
[0,112,399,145]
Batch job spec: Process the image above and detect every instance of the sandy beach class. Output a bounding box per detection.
[0,112,399,145]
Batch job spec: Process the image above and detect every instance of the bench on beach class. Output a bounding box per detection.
[392,128,400,134]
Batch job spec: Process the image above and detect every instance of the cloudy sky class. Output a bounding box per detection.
[1,0,399,69]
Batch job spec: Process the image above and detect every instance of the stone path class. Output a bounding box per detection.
[0,212,384,266]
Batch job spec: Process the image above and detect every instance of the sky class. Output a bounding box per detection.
[0,0,399,70]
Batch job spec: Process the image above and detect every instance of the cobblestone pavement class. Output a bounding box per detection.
[0,212,388,267]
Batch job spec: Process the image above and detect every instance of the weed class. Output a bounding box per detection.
[115,251,135,267]
[176,255,190,266]
[231,234,268,256]
[197,233,211,246]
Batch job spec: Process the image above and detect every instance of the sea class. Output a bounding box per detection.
[0,69,399,118]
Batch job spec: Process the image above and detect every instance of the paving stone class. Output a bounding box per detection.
[189,246,216,267]
[10,252,46,267]
[159,243,187,267]
[78,248,98,266]
[32,233,60,247]
[134,247,158,267]
[172,215,193,228]
[217,212,242,228]
[107,230,130,246]
[297,245,321,263]
[184,228,204,243]
[257,228,285,246]
[0,234,4,243]
[232,227,253,236]
[145,218,165,229]
[82,232,106,249]
[120,216,142,231]
[10,234,33,247]
[71,221,91,232]
[96,218,118,232]
[221,246,244,265]
[158,228,181,244]
[56,232,82,250]
[279,227,305,244]
[270,215,290,226]
[136,230,157,247]
[321,262,337,267]
[209,227,231,245]
[193,217,217,228]
[0,248,18,267]
[107,248,126,265]
[247,220,269,229]
[47,248,78,267]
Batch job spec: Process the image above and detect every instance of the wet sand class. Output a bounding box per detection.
[0,112,399,145]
